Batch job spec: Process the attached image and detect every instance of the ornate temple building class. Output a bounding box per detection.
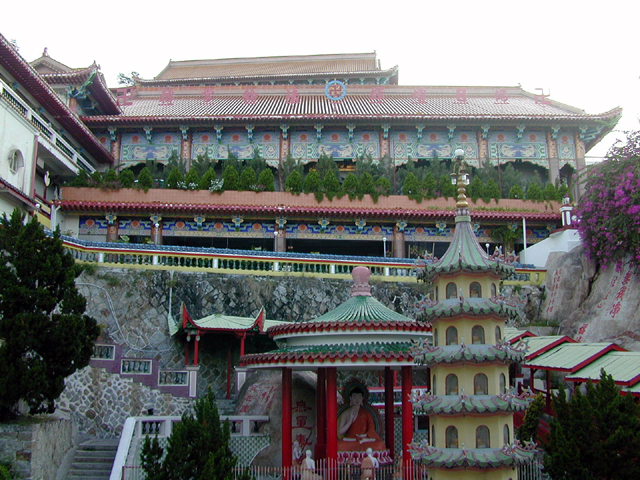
[410,156,536,479]
[20,50,620,257]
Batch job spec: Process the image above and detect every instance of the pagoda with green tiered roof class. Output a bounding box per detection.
[409,150,537,480]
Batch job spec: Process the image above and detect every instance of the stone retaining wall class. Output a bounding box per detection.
[0,418,72,480]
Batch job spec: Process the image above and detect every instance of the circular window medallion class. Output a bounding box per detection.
[325,80,347,101]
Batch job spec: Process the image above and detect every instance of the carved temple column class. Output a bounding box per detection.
[575,132,587,199]
[547,130,560,185]
[282,367,293,473]
[393,225,405,258]
[315,368,327,460]
[401,366,413,478]
[384,367,395,457]
[326,367,338,468]
[274,220,287,253]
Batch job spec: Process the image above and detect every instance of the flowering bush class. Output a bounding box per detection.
[575,131,640,271]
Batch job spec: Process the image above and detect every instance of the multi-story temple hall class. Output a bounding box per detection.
[30,51,620,258]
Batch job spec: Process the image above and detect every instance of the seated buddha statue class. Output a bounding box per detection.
[337,386,386,452]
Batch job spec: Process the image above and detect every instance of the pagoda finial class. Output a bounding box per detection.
[450,148,469,212]
[351,266,372,297]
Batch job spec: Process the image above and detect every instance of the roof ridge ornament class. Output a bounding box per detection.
[351,266,372,297]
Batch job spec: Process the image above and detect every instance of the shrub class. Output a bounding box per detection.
[199,167,216,190]
[322,170,341,200]
[303,170,321,194]
[137,167,154,192]
[119,169,135,188]
[257,168,275,192]
[342,173,359,200]
[285,170,303,194]
[185,168,201,190]
[221,165,239,191]
[166,167,185,189]
[525,181,544,201]
[509,184,524,199]
[575,130,640,271]
[239,167,257,191]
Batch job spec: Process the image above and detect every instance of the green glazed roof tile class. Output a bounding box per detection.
[309,295,415,324]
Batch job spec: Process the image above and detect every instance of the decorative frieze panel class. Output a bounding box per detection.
[488,131,548,165]
[290,130,379,163]
[96,133,112,152]
[120,132,181,163]
[557,132,576,169]
[391,131,478,166]
[191,131,280,167]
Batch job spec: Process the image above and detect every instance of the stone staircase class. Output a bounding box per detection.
[66,439,119,480]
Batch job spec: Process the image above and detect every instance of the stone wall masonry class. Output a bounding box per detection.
[0,418,72,480]
[57,268,429,436]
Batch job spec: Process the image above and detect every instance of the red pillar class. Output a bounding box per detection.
[282,368,293,473]
[546,370,552,414]
[193,335,200,365]
[385,367,395,457]
[326,367,338,470]
[315,368,327,460]
[401,366,413,479]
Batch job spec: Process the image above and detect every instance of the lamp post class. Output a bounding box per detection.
[486,243,490,255]
[450,148,469,208]
[383,236,387,258]
[154,222,160,245]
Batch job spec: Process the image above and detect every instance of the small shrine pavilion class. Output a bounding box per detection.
[241,266,431,473]
[409,151,537,479]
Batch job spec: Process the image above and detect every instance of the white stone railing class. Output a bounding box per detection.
[0,77,95,173]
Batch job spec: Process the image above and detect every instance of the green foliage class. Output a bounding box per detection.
[279,155,303,192]
[516,393,545,442]
[525,181,544,201]
[438,174,457,198]
[421,173,437,199]
[221,165,239,191]
[341,173,359,200]
[199,168,217,190]
[191,153,215,178]
[500,163,523,198]
[466,176,483,202]
[557,182,570,202]
[141,388,241,480]
[322,170,341,200]
[543,182,558,201]
[257,168,275,192]
[90,171,103,187]
[544,371,640,480]
[239,167,257,191]
[184,169,200,190]
[315,153,339,180]
[303,170,321,194]
[166,167,185,190]
[358,172,375,199]
[102,169,120,189]
[509,184,524,199]
[69,169,91,187]
[402,172,421,199]
[285,170,303,194]
[0,460,15,480]
[0,210,100,419]
[137,167,154,192]
[119,169,135,188]
[482,178,501,203]
[490,225,521,252]
[374,177,392,198]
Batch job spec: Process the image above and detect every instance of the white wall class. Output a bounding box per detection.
[519,229,582,268]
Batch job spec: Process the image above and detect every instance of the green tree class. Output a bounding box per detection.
[516,393,545,442]
[544,371,640,480]
[166,167,185,189]
[137,167,154,192]
[141,388,243,480]
[185,169,201,190]
[285,170,303,194]
[103,169,120,189]
[315,153,339,180]
[322,170,341,200]
[466,176,483,202]
[358,172,375,199]
[374,177,392,197]
[525,181,544,201]
[543,182,558,201]
[0,210,100,419]
[438,174,457,198]
[303,169,321,194]
[279,155,302,192]
[341,173,359,200]
[421,172,437,199]
[257,168,275,192]
[119,169,135,188]
[191,153,215,177]
[239,167,257,191]
[199,167,217,190]
[509,184,524,199]
[482,178,501,202]
[221,165,239,191]
[402,173,421,198]
[500,163,522,198]
[69,169,90,187]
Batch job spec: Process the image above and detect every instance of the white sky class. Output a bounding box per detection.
[2,0,638,159]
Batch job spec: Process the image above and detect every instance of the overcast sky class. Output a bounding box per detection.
[2,1,638,159]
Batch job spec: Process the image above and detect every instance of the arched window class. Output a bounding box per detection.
[472,325,485,344]
[435,286,439,301]
[446,282,458,299]
[432,375,437,395]
[491,283,497,297]
[446,426,459,448]
[432,425,436,446]
[445,374,458,395]
[500,373,506,394]
[8,149,24,175]
[446,326,458,345]
[474,373,488,395]
[433,328,438,347]
[495,326,502,342]
[503,424,510,445]
[476,426,490,448]
[469,282,482,298]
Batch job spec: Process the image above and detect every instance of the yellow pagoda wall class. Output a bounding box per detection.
[430,413,513,449]
[432,317,505,348]
[430,364,510,396]
[433,274,501,302]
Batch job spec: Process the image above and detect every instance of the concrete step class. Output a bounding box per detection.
[66,439,119,480]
